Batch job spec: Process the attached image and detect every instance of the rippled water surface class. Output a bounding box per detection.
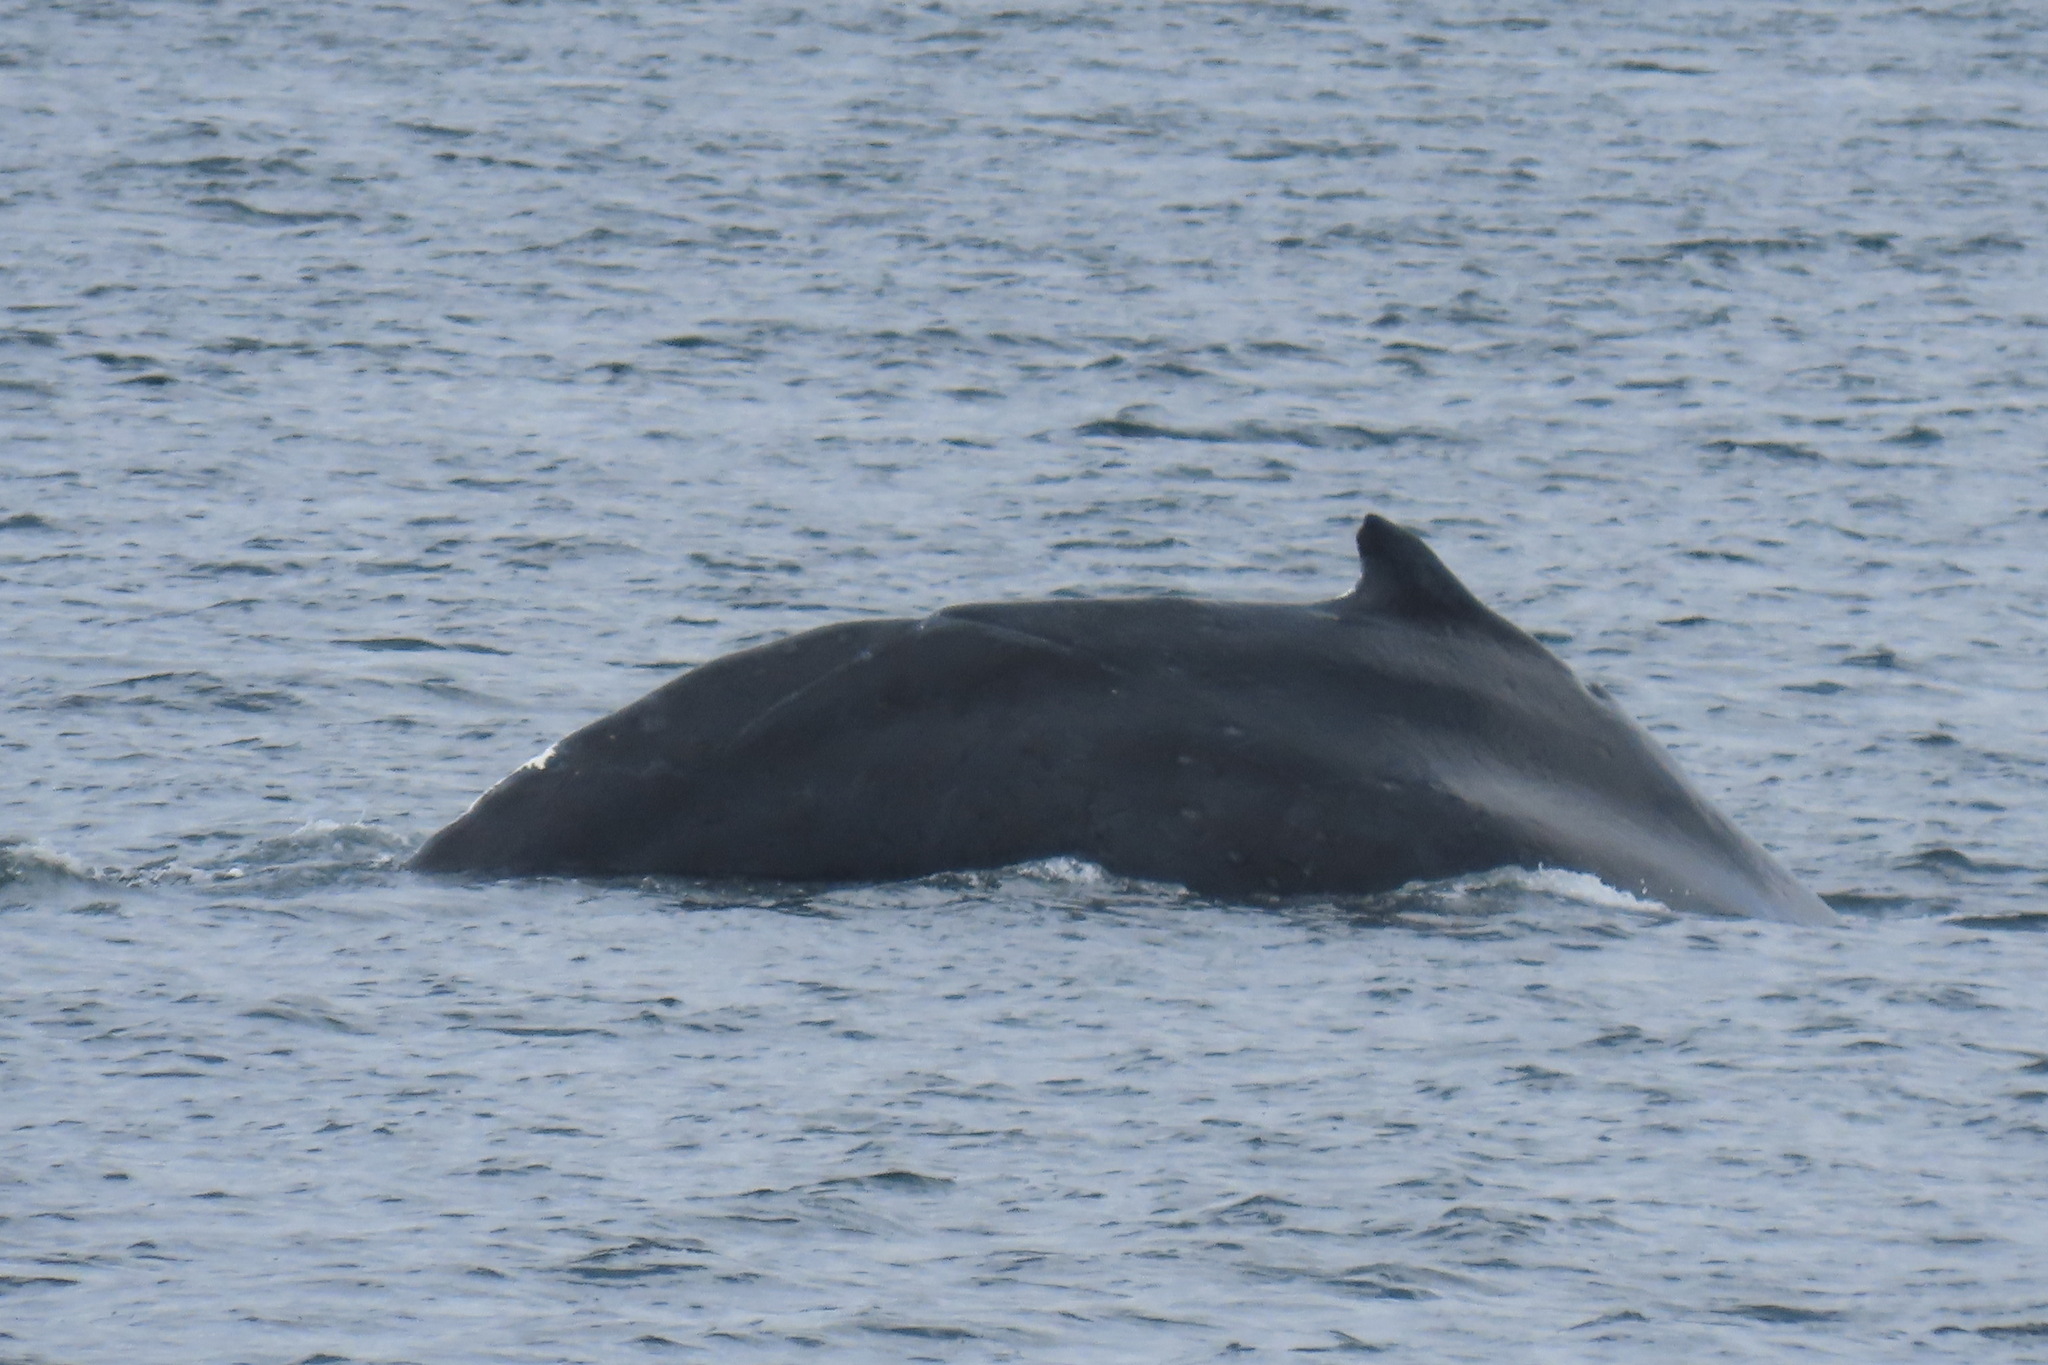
[4,1,2047,1360]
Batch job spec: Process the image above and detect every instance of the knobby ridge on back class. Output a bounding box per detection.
[412,514,1840,927]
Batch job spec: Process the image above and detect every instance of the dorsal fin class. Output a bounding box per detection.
[1339,514,1504,629]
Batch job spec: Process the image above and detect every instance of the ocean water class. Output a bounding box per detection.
[3,1,2047,1360]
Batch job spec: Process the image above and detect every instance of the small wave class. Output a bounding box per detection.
[1229,139,1395,162]
[1005,856,1111,886]
[1320,1260,1498,1299]
[818,1170,955,1193]
[192,198,360,226]
[1701,439,1825,461]
[1946,912,2048,932]
[857,1322,981,1341]
[1658,235,1823,260]
[337,636,509,655]
[1077,412,1432,449]
[1513,868,1670,913]
[0,838,102,894]
[394,120,474,139]
[48,670,301,714]
[183,560,280,578]
[1612,59,1713,76]
[1287,866,1671,932]
[157,821,417,896]
[562,1237,715,1282]
[240,820,414,865]
[1716,1304,1841,1324]
[1938,234,2025,256]
[240,994,373,1034]
[1900,846,2031,877]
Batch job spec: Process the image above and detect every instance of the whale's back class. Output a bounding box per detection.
[411,517,1837,926]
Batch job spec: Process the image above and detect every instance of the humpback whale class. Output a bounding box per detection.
[412,515,1838,926]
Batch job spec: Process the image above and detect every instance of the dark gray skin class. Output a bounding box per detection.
[413,515,1838,926]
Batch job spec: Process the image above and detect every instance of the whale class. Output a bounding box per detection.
[411,515,1838,926]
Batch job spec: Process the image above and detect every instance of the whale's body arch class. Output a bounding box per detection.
[412,516,1837,926]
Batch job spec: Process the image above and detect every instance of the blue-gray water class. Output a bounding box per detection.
[3,2,2046,1360]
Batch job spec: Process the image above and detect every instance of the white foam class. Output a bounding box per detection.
[1513,866,1667,914]
[0,838,97,886]
[1009,855,1111,885]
